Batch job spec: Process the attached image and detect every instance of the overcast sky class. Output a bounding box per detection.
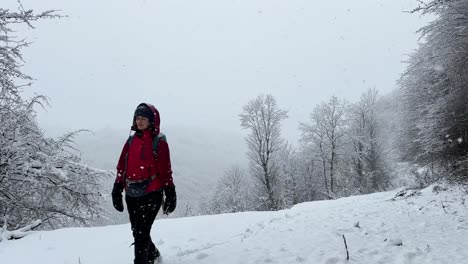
[7,0,430,143]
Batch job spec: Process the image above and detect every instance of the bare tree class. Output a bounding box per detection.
[299,96,348,196]
[240,94,288,210]
[294,148,319,202]
[276,142,298,208]
[348,88,390,193]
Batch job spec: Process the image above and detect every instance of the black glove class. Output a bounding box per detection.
[112,182,124,212]
[163,186,177,214]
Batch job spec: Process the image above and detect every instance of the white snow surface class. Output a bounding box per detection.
[1,186,467,264]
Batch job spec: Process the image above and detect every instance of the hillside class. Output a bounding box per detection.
[1,185,467,263]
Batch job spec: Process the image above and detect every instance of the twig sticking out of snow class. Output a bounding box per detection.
[440,200,448,214]
[342,234,349,261]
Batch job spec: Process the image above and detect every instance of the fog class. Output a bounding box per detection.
[6,0,429,143]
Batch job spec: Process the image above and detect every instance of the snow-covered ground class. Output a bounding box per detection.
[1,185,467,264]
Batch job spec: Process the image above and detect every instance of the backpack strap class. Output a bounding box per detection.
[127,135,134,146]
[152,133,166,158]
[122,135,134,186]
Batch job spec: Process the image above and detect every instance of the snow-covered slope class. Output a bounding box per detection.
[1,185,467,264]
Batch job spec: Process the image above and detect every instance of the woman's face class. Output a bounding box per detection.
[135,116,150,130]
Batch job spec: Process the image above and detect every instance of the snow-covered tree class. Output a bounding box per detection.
[240,94,288,210]
[399,0,468,183]
[348,88,390,193]
[0,6,111,233]
[294,149,320,202]
[202,165,253,214]
[182,202,194,217]
[299,96,348,197]
[275,142,299,208]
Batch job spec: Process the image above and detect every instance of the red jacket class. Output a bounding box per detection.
[115,104,174,193]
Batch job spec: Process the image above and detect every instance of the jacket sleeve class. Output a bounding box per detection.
[115,140,129,184]
[157,139,174,187]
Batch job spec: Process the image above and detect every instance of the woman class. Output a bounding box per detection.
[112,103,177,264]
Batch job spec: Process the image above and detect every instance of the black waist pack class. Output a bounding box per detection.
[126,178,152,197]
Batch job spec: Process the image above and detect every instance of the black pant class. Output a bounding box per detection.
[126,190,163,264]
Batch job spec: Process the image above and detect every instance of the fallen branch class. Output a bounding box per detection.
[342,234,349,261]
[0,219,42,242]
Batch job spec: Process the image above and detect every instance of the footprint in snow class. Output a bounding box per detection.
[384,238,403,246]
[296,256,307,262]
[269,217,282,223]
[324,257,341,264]
[404,251,421,262]
[196,252,209,260]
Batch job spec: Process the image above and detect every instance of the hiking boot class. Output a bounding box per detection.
[148,246,160,264]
